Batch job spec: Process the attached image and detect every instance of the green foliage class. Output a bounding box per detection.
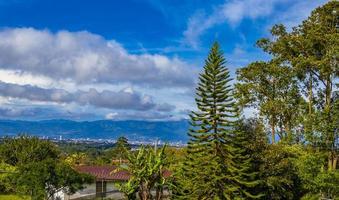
[58,142,117,165]
[109,136,131,163]
[0,2,336,200]
[258,144,304,199]
[295,2,338,151]
[0,136,93,200]
[164,147,186,171]
[236,60,304,144]
[64,152,88,166]
[0,135,59,166]
[177,42,260,199]
[10,159,92,200]
[116,136,130,151]
[293,149,339,199]
[234,119,305,199]
[0,194,30,200]
[114,145,169,200]
[235,3,339,198]
[0,162,16,192]
[234,119,267,195]
[253,0,338,166]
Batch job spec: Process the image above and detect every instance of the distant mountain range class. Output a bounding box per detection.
[0,119,189,142]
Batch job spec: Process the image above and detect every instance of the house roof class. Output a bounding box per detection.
[76,165,171,181]
[77,165,129,181]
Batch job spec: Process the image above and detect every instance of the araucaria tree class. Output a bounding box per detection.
[178,42,260,199]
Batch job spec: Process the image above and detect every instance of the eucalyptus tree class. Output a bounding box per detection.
[236,60,304,143]
[256,1,338,170]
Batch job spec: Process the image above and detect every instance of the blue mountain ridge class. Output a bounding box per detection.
[0,119,189,142]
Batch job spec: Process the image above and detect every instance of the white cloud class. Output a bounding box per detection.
[123,87,134,94]
[220,0,278,25]
[183,10,220,49]
[183,0,280,48]
[183,0,327,48]
[0,28,194,88]
[105,112,118,119]
[0,69,54,87]
[272,0,328,30]
[0,27,195,120]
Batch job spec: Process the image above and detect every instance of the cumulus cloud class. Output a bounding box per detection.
[183,0,326,48]
[0,81,175,111]
[0,28,194,88]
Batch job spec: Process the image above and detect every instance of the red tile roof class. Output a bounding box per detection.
[77,165,129,181]
[76,165,171,181]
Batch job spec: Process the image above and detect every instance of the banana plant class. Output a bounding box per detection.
[113,144,169,200]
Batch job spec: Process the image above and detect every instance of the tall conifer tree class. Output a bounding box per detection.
[177,42,260,199]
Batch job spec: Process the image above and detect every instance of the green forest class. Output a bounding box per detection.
[0,1,338,200]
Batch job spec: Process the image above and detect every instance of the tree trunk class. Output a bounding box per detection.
[325,77,334,171]
[138,190,143,200]
[328,152,333,171]
[139,183,152,200]
[333,152,337,170]
[306,73,314,138]
[285,122,292,142]
[278,119,284,140]
[271,121,276,144]
[155,186,163,200]
[328,151,338,171]
[308,74,313,115]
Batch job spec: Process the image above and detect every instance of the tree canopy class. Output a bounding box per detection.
[0,136,93,200]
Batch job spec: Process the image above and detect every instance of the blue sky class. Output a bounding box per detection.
[0,0,328,121]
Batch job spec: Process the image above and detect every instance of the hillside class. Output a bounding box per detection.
[0,119,189,142]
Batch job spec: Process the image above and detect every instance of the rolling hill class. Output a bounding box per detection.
[0,119,189,142]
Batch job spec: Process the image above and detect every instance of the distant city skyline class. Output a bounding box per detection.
[0,0,328,120]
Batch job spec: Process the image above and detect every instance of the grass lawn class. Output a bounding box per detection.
[0,195,30,200]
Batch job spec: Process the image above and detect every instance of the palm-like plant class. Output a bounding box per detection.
[113,144,169,200]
